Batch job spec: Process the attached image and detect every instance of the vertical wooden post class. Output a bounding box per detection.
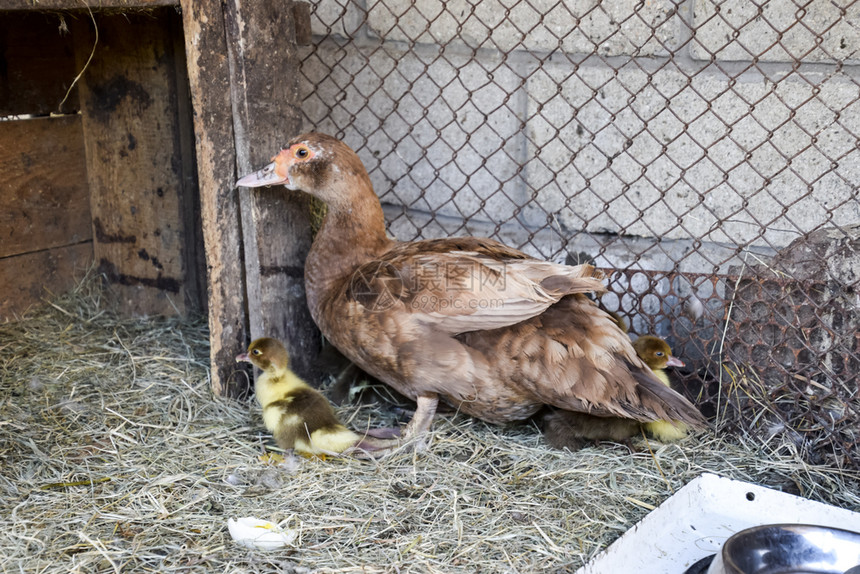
[182,0,320,395]
[181,0,250,397]
[223,0,321,381]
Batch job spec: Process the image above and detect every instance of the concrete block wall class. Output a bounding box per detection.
[299,0,860,344]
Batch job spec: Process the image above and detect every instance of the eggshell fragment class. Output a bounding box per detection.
[227,517,297,550]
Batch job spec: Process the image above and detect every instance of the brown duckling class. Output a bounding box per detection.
[542,409,640,450]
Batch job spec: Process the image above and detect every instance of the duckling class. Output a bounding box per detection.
[542,409,639,450]
[632,336,684,385]
[633,336,688,442]
[236,337,395,456]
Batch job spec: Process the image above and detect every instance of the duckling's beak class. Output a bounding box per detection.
[666,356,684,368]
[236,160,288,188]
[235,352,250,363]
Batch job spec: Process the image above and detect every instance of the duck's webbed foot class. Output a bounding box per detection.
[362,427,402,439]
[352,434,401,455]
[349,393,439,456]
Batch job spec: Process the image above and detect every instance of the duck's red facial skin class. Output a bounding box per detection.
[273,143,316,180]
[236,142,320,189]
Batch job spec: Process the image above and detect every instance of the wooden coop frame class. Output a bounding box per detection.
[1,0,317,397]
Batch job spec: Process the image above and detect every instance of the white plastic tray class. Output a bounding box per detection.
[577,472,860,574]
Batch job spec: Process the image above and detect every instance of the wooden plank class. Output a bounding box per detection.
[0,12,79,116]
[0,1,177,10]
[74,9,199,317]
[169,10,207,317]
[179,0,250,397]
[0,116,91,258]
[293,2,312,46]
[0,242,93,322]
[224,0,321,381]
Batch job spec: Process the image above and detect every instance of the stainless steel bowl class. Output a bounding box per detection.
[707,524,860,574]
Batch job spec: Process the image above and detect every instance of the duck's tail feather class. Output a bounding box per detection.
[630,367,708,429]
[539,264,607,297]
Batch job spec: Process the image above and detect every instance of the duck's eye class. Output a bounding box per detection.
[252,349,262,356]
[295,146,310,159]
[655,351,664,357]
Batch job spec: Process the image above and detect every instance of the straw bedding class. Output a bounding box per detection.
[2,280,858,573]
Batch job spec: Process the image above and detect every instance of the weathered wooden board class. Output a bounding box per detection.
[0,11,79,116]
[180,0,250,397]
[74,9,201,317]
[181,0,319,396]
[225,0,320,381]
[0,115,91,259]
[0,0,177,10]
[0,243,92,322]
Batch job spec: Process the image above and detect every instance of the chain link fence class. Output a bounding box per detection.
[297,0,860,470]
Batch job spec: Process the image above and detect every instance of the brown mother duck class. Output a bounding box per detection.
[237,133,706,446]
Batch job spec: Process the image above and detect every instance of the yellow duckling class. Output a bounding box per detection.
[236,337,395,456]
[632,335,688,442]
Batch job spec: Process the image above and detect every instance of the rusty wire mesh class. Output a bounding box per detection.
[297,0,860,470]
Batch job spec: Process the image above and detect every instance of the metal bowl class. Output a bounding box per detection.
[707,524,860,574]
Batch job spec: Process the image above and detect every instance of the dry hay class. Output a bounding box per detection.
[695,250,860,473]
[2,281,859,574]
[704,361,860,472]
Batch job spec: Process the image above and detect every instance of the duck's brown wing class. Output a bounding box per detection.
[345,237,606,335]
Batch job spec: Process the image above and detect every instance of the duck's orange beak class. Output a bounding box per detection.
[236,153,290,188]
